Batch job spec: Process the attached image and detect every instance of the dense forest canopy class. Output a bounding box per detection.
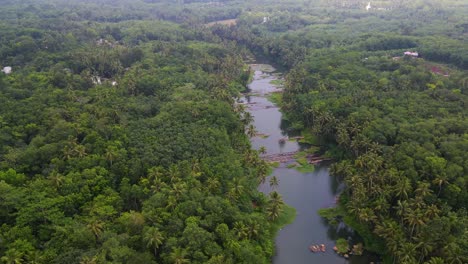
[0,0,467,263]
[207,0,467,263]
[0,1,280,263]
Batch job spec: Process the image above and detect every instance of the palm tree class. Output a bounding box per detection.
[74,144,87,158]
[246,124,257,138]
[169,247,189,264]
[1,249,23,264]
[150,178,166,193]
[432,174,448,197]
[147,166,165,182]
[394,177,412,199]
[257,163,268,184]
[375,219,401,242]
[166,195,178,210]
[258,146,267,155]
[330,160,354,180]
[357,207,377,224]
[190,159,202,178]
[26,251,43,264]
[233,222,248,240]
[206,255,227,264]
[415,182,433,200]
[404,209,425,236]
[416,237,434,263]
[425,204,440,219]
[242,112,254,125]
[206,176,220,194]
[227,188,238,202]
[246,220,260,239]
[48,171,65,188]
[87,220,104,242]
[443,242,464,264]
[168,165,179,183]
[230,177,245,199]
[397,242,418,264]
[267,191,284,221]
[267,203,282,221]
[143,227,164,257]
[394,200,408,224]
[105,146,118,166]
[79,256,98,264]
[170,182,187,200]
[424,257,445,264]
[269,176,279,190]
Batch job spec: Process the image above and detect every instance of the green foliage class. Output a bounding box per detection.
[0,2,278,263]
[269,205,296,238]
[335,238,349,254]
[266,92,283,106]
[209,0,468,262]
[293,151,315,173]
[1,0,467,263]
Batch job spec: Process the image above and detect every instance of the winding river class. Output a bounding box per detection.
[242,64,373,264]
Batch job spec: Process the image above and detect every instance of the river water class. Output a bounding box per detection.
[242,64,373,264]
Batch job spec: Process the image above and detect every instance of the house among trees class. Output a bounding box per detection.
[404,51,419,57]
[1,66,12,74]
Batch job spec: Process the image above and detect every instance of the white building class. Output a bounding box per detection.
[404,51,419,57]
[1,66,12,74]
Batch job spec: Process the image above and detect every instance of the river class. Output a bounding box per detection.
[242,64,374,264]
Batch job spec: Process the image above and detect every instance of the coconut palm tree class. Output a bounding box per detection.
[206,176,220,194]
[258,146,267,155]
[424,257,445,264]
[404,209,425,236]
[415,182,433,200]
[87,221,104,242]
[48,171,65,188]
[397,242,418,264]
[269,176,279,190]
[230,177,245,199]
[394,200,408,224]
[1,249,23,264]
[104,145,118,166]
[246,124,257,138]
[79,256,98,264]
[424,204,440,219]
[357,207,377,223]
[394,177,412,199]
[242,112,254,125]
[143,227,164,257]
[169,247,189,264]
[415,236,434,263]
[150,177,166,193]
[246,220,260,239]
[170,182,187,200]
[432,174,448,197]
[166,195,178,210]
[233,222,248,240]
[267,191,284,221]
[257,163,268,184]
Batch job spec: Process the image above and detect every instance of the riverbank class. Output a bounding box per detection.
[246,63,373,264]
[270,205,297,239]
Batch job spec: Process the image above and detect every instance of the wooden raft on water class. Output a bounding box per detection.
[260,151,298,163]
[260,151,332,164]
